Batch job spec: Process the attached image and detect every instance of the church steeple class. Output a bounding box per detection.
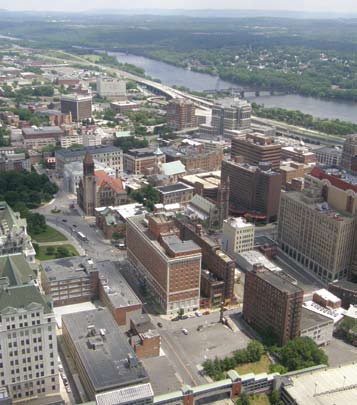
[83,149,94,176]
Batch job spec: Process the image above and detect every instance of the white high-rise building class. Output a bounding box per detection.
[96,77,126,99]
[222,217,255,257]
[0,281,59,402]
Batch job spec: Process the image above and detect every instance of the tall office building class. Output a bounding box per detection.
[166,99,196,131]
[126,214,202,314]
[0,255,59,402]
[243,264,304,346]
[61,94,92,121]
[211,100,252,135]
[231,133,281,170]
[278,187,357,283]
[96,77,126,99]
[221,159,282,222]
[341,134,357,173]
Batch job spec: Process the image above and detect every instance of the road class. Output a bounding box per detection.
[35,176,125,262]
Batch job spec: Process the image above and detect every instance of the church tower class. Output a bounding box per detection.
[78,149,96,216]
[217,176,230,227]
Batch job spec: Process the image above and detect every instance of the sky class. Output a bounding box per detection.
[1,0,357,13]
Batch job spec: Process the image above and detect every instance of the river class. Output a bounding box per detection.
[111,51,357,123]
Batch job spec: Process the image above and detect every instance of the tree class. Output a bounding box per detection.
[46,246,55,255]
[269,364,288,375]
[55,246,70,258]
[237,393,250,405]
[27,213,46,235]
[274,337,328,372]
[112,232,121,241]
[177,308,185,318]
[269,390,283,405]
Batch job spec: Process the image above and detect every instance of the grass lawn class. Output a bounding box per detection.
[36,244,79,261]
[30,225,67,243]
[235,355,272,375]
[84,54,101,62]
[248,394,270,405]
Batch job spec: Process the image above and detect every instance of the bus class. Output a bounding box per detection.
[77,231,88,242]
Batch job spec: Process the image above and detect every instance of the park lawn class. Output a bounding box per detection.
[36,244,79,261]
[84,54,101,62]
[248,394,270,405]
[235,355,272,375]
[30,225,67,243]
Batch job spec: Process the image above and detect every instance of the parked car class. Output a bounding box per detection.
[171,316,180,322]
[182,328,188,335]
[195,311,202,317]
[157,322,163,328]
[203,311,210,315]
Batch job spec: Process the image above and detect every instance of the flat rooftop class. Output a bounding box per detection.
[95,383,154,405]
[156,182,193,194]
[97,261,141,309]
[182,171,221,190]
[329,280,357,292]
[62,308,148,392]
[56,145,122,159]
[161,235,200,254]
[300,307,333,331]
[255,268,303,295]
[22,126,64,136]
[284,363,357,404]
[43,257,97,282]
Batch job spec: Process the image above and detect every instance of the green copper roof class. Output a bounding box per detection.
[0,284,52,314]
[0,254,36,286]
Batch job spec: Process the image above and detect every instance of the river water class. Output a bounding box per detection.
[111,51,357,123]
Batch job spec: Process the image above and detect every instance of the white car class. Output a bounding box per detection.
[182,328,188,335]
[195,311,202,317]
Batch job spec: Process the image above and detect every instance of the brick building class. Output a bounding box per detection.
[156,182,194,205]
[175,218,235,305]
[329,280,357,309]
[126,213,202,314]
[22,126,64,150]
[243,264,304,345]
[163,146,223,172]
[281,146,316,164]
[231,133,281,170]
[341,134,357,173]
[166,99,196,131]
[221,159,282,222]
[129,314,160,358]
[124,147,165,175]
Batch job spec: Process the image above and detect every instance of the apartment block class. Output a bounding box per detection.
[221,160,282,222]
[243,264,304,345]
[166,99,196,131]
[22,126,64,150]
[315,146,342,167]
[126,214,202,314]
[231,133,281,170]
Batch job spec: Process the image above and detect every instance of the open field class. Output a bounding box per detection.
[36,244,79,261]
[235,355,272,375]
[31,225,67,243]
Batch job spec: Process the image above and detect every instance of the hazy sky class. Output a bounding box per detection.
[1,0,357,13]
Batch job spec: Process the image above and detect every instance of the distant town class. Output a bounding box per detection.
[0,23,357,405]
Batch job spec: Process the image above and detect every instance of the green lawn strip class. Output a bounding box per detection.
[235,354,272,375]
[30,225,67,243]
[36,244,79,261]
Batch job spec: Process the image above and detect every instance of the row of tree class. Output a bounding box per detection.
[252,103,357,136]
[202,340,265,381]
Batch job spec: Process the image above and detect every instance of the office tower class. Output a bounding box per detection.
[243,264,304,345]
[211,100,252,135]
[231,133,281,170]
[278,187,357,283]
[221,160,282,223]
[61,94,92,121]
